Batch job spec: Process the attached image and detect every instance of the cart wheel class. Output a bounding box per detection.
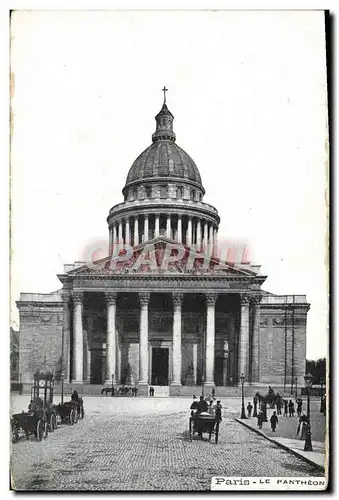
[49,414,55,432]
[74,409,78,424]
[36,420,43,441]
[215,422,219,444]
[208,432,212,442]
[43,421,48,439]
[80,406,84,419]
[189,418,192,441]
[69,409,75,425]
[53,413,58,430]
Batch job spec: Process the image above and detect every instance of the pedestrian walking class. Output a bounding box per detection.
[276,400,282,415]
[257,409,264,429]
[296,398,303,417]
[247,402,253,418]
[149,386,154,397]
[283,399,288,416]
[296,412,308,440]
[270,411,278,432]
[288,400,295,417]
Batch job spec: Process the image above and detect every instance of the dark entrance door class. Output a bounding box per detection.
[214,357,224,386]
[151,348,169,385]
[91,350,105,384]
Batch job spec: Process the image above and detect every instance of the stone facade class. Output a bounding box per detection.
[16,96,310,394]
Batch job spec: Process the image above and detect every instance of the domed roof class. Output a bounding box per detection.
[126,140,202,185]
[124,95,203,189]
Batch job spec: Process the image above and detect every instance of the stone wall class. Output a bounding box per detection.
[17,292,63,383]
[258,305,307,386]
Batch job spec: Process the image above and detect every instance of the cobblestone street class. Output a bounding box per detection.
[11,396,321,491]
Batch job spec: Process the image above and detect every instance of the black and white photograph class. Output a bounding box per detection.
[9,9,329,491]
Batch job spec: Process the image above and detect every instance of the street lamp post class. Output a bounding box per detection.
[61,374,64,404]
[304,372,314,452]
[111,374,114,397]
[295,377,298,400]
[240,373,247,419]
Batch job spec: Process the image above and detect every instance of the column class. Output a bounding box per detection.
[238,294,250,383]
[144,215,149,243]
[193,343,198,385]
[105,292,117,384]
[204,293,217,388]
[61,292,71,382]
[125,218,130,246]
[134,216,139,246]
[72,292,84,383]
[170,293,183,395]
[87,340,91,383]
[187,216,192,247]
[208,224,213,255]
[118,220,123,245]
[177,215,182,243]
[213,227,218,257]
[203,221,208,253]
[251,296,261,383]
[138,292,150,394]
[109,227,113,255]
[166,213,171,238]
[155,214,160,237]
[196,219,202,251]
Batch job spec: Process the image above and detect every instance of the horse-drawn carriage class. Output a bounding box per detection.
[189,407,222,444]
[11,366,57,443]
[255,387,282,409]
[54,391,85,425]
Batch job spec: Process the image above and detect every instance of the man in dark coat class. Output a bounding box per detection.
[296,398,303,417]
[196,396,208,413]
[270,411,279,432]
[288,400,295,417]
[283,399,288,416]
[247,402,253,417]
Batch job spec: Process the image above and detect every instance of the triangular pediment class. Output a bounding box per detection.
[67,236,258,277]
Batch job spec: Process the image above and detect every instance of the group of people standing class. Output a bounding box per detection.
[247,392,309,438]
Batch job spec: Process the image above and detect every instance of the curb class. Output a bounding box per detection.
[235,418,325,472]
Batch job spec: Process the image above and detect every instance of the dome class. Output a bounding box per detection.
[123,98,204,194]
[126,141,202,186]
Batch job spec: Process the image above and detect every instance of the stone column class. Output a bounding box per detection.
[144,215,149,243]
[196,219,202,251]
[193,343,198,385]
[203,221,208,253]
[170,293,183,396]
[208,224,213,255]
[166,213,171,238]
[238,294,250,383]
[223,341,229,386]
[87,341,91,383]
[213,227,218,257]
[109,227,113,255]
[155,214,160,237]
[134,216,139,246]
[105,292,117,384]
[72,292,84,383]
[138,293,150,395]
[177,215,182,243]
[61,292,71,383]
[187,216,192,247]
[204,293,217,389]
[251,296,261,383]
[125,218,130,246]
[118,220,123,245]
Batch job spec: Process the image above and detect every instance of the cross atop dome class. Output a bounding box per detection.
[162,86,168,103]
[152,89,176,143]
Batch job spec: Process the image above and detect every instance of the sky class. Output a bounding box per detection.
[10,10,328,360]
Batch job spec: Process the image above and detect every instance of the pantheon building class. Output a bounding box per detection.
[17,95,310,396]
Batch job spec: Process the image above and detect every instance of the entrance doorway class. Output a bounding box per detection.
[91,350,105,384]
[151,348,169,385]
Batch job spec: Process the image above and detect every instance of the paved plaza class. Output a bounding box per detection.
[10,396,323,491]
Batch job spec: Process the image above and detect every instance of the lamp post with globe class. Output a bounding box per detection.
[304,372,314,452]
[240,373,246,419]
